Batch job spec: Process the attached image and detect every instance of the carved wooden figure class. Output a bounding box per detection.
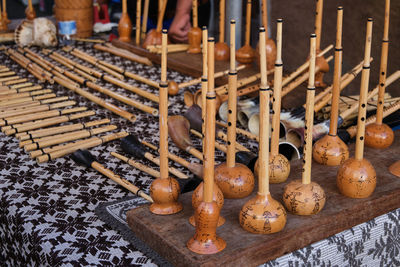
[283,34,326,215]
[187,37,226,254]
[313,7,349,166]
[214,20,255,199]
[149,29,183,214]
[337,19,377,199]
[187,0,201,53]
[239,27,286,234]
[236,0,255,64]
[214,0,229,61]
[365,0,394,149]
[118,0,133,42]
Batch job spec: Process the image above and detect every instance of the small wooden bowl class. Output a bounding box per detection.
[365,123,394,149]
[313,134,349,166]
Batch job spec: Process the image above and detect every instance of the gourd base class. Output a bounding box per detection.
[314,54,330,88]
[365,123,394,149]
[389,160,400,177]
[150,177,183,215]
[236,45,256,65]
[313,134,349,166]
[215,42,229,61]
[254,154,291,183]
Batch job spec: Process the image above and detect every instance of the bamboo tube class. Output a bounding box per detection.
[36,131,128,163]
[201,26,208,153]
[0,76,21,83]
[136,0,141,45]
[0,106,87,127]
[94,44,152,66]
[17,118,110,141]
[0,93,56,107]
[3,78,28,85]
[10,82,33,89]
[141,0,150,40]
[111,151,160,178]
[159,30,168,180]
[0,89,52,101]
[214,0,229,61]
[0,85,43,95]
[2,0,10,24]
[0,71,15,77]
[24,124,117,151]
[0,67,10,72]
[156,0,167,33]
[0,100,75,119]
[187,0,201,54]
[0,96,68,112]
[178,65,246,89]
[0,3,6,31]
[315,0,323,51]
[147,44,189,54]
[4,111,95,136]
[227,20,237,167]
[71,38,105,43]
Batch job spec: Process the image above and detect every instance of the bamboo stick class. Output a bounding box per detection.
[111,151,160,178]
[3,78,28,85]
[136,0,141,45]
[0,89,52,101]
[141,0,150,40]
[0,100,75,119]
[0,93,56,107]
[94,44,153,66]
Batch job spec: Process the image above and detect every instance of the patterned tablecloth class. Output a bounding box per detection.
[0,43,399,266]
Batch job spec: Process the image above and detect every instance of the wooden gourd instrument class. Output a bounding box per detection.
[187,0,201,53]
[236,0,255,64]
[239,27,286,234]
[93,44,153,66]
[336,18,377,199]
[365,0,394,149]
[2,0,10,24]
[214,0,229,61]
[142,0,168,49]
[25,0,36,20]
[254,19,290,183]
[148,29,183,214]
[118,0,133,42]
[312,7,349,166]
[0,3,7,32]
[187,37,226,254]
[282,33,326,215]
[214,20,255,199]
[256,0,276,71]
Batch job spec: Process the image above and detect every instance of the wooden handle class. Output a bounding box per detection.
[156,0,168,32]
[302,34,317,185]
[328,7,343,136]
[271,19,283,156]
[203,38,216,203]
[136,0,142,45]
[315,0,324,51]
[258,27,271,195]
[219,0,225,42]
[227,20,237,167]
[376,0,390,124]
[245,0,252,46]
[355,18,373,160]
[192,0,198,28]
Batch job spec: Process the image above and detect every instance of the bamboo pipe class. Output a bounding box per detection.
[0,93,56,107]
[0,71,15,77]
[94,44,153,66]
[9,82,33,89]
[73,150,152,202]
[148,28,183,214]
[314,0,330,88]
[365,0,394,149]
[18,118,109,142]
[236,0,255,64]
[141,0,167,48]
[4,110,95,136]
[313,7,349,166]
[111,151,160,178]
[214,0,229,61]
[118,0,132,42]
[201,26,208,153]
[0,89,52,101]
[283,33,326,216]
[1,106,87,127]
[1,85,43,94]
[187,0,201,54]
[239,27,286,234]
[0,67,10,72]
[0,76,21,83]
[337,18,376,199]
[141,0,150,40]
[147,44,189,53]
[315,0,323,51]
[0,96,69,112]
[256,0,276,70]
[135,0,141,45]
[187,37,226,255]
[214,20,254,199]
[36,132,127,164]
[24,124,117,152]
[25,0,36,20]
[0,100,75,120]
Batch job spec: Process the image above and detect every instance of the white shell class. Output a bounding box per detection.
[15,20,34,46]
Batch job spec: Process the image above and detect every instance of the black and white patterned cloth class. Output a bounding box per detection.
[0,43,399,266]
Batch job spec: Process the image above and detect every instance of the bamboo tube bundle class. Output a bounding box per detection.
[282,34,326,215]
[365,0,394,149]
[187,0,201,54]
[336,18,376,199]
[111,151,161,178]
[73,150,153,202]
[187,37,226,255]
[148,29,183,215]
[118,0,132,43]
[93,44,153,66]
[0,100,75,120]
[4,110,95,136]
[214,20,254,199]
[236,0,255,64]
[239,27,287,234]
[142,0,167,49]
[1,106,87,128]
[24,124,117,152]
[313,7,350,166]
[17,118,109,141]
[35,131,128,164]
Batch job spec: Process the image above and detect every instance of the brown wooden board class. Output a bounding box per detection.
[127,131,400,267]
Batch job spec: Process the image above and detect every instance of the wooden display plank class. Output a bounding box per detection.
[127,131,400,267]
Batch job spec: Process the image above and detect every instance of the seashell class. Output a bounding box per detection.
[15,20,34,47]
[32,18,58,47]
